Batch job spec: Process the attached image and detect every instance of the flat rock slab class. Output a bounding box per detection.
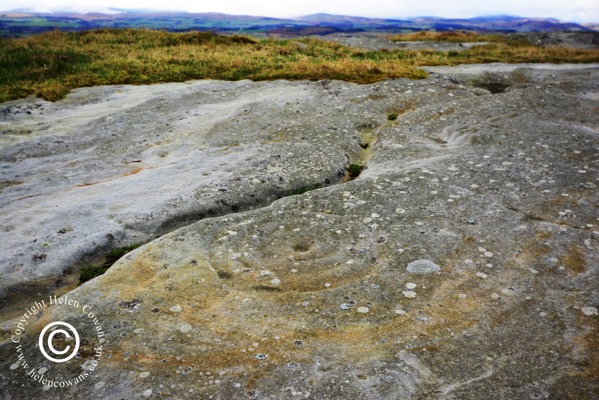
[1,64,598,399]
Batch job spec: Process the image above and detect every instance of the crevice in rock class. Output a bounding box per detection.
[344,121,386,181]
[473,82,511,94]
[0,164,356,321]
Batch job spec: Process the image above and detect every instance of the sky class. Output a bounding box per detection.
[0,0,598,23]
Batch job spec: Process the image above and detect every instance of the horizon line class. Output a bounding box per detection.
[1,8,597,24]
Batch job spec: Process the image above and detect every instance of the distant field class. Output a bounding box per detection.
[0,14,299,37]
[1,29,598,102]
[388,31,507,43]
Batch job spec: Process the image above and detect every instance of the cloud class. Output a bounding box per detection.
[1,0,598,22]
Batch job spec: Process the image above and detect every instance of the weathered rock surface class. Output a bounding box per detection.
[1,64,598,399]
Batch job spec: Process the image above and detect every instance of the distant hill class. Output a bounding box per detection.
[407,15,590,32]
[0,10,592,37]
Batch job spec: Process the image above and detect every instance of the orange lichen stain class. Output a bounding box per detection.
[98,245,156,289]
[560,244,586,274]
[307,325,392,363]
[563,320,599,385]
[536,229,552,239]
[123,166,143,176]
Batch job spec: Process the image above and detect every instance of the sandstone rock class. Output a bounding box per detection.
[1,64,598,399]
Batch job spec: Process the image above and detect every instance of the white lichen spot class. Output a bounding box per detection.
[582,306,598,316]
[458,293,467,299]
[476,272,488,279]
[95,381,105,389]
[259,270,272,276]
[324,283,331,288]
[406,282,417,289]
[357,307,369,313]
[406,259,440,274]
[169,305,182,313]
[395,208,406,214]
[179,324,192,333]
[491,293,501,299]
[143,389,153,397]
[270,278,281,286]
[140,372,151,378]
[346,260,355,265]
[403,291,417,299]
[484,252,494,258]
[395,309,407,315]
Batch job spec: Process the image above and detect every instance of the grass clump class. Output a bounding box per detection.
[1,29,598,103]
[79,243,141,284]
[347,163,365,179]
[289,182,324,196]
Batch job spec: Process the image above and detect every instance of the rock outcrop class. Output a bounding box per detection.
[1,64,598,399]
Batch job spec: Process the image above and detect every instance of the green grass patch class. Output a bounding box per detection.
[79,243,142,284]
[347,164,365,179]
[288,182,324,196]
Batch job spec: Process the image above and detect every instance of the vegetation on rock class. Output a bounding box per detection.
[79,243,141,284]
[1,29,598,102]
[347,163,365,179]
